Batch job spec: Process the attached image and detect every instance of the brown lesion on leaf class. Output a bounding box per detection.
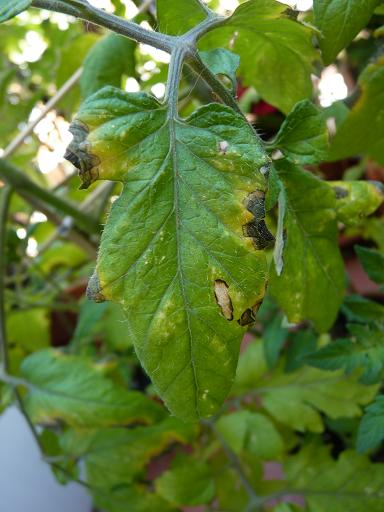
[214,279,233,321]
[86,271,106,303]
[64,120,100,189]
[333,186,349,199]
[238,300,263,326]
[242,190,275,250]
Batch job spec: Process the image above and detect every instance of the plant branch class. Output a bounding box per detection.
[31,0,176,52]
[0,159,99,235]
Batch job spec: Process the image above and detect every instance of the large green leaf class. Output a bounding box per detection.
[157,0,207,35]
[306,324,384,384]
[202,0,318,113]
[271,100,329,164]
[80,33,136,99]
[269,161,345,332]
[232,339,377,433]
[61,418,196,490]
[281,445,384,510]
[0,0,31,22]
[65,86,271,421]
[313,0,380,64]
[357,395,384,452]
[20,349,164,427]
[329,58,384,164]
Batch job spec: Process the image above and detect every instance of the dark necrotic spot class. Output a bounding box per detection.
[242,191,275,250]
[333,186,349,199]
[238,300,263,326]
[214,279,233,321]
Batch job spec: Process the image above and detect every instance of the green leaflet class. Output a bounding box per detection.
[271,100,329,164]
[330,180,384,226]
[281,445,384,511]
[61,418,196,490]
[80,33,136,99]
[0,0,31,23]
[269,160,345,332]
[201,0,318,113]
[343,295,384,323]
[199,48,240,94]
[215,410,284,459]
[232,339,377,433]
[313,0,380,64]
[155,459,215,506]
[357,395,384,452]
[356,245,384,285]
[157,0,207,35]
[20,349,164,427]
[306,324,384,384]
[65,86,272,421]
[329,57,384,164]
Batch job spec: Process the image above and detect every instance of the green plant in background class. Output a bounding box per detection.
[1,0,384,510]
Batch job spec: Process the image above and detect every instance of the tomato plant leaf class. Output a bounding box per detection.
[271,100,329,164]
[357,395,384,452]
[157,0,207,35]
[199,48,240,94]
[94,485,176,512]
[155,459,215,506]
[216,410,284,459]
[356,245,384,285]
[202,0,318,113]
[306,324,384,384]
[0,0,31,23]
[80,33,136,99]
[269,160,345,332]
[330,180,384,226]
[20,349,164,427]
[329,57,384,164]
[343,295,384,323]
[313,0,380,64]
[61,417,196,490]
[282,445,384,510]
[65,86,271,421]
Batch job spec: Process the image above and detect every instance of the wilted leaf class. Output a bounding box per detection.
[65,86,271,421]
[269,160,345,332]
[313,0,380,64]
[20,349,164,427]
[271,100,329,164]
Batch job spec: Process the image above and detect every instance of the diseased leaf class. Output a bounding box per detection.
[329,57,384,164]
[357,395,384,452]
[202,0,318,113]
[330,180,384,226]
[313,0,380,64]
[281,445,384,510]
[356,245,384,285]
[269,160,345,332]
[61,418,196,490]
[155,459,215,506]
[216,410,284,459]
[80,33,136,99]
[0,0,31,23]
[271,100,329,164]
[199,48,240,94]
[232,339,377,433]
[306,324,384,384]
[20,349,164,427]
[65,86,272,421]
[157,0,207,35]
